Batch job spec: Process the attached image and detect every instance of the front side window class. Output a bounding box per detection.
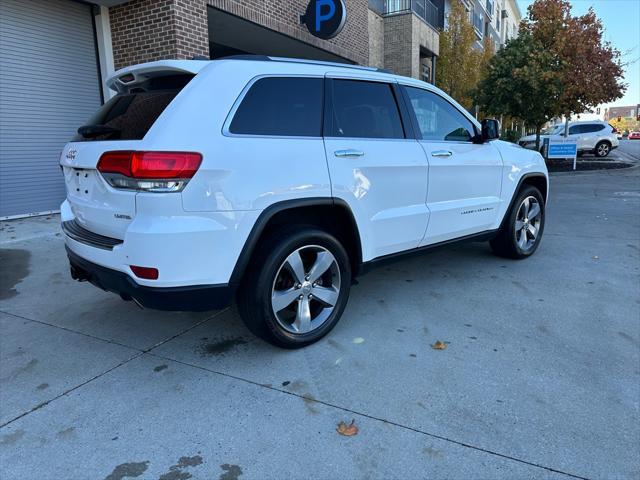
[229,77,323,137]
[328,80,405,139]
[569,125,582,135]
[404,86,476,142]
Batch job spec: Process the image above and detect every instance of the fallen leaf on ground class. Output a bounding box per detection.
[352,337,364,344]
[336,419,358,436]
[431,340,447,350]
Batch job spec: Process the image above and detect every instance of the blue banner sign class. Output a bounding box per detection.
[548,141,578,159]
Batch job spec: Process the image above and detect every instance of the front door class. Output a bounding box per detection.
[323,77,429,260]
[401,86,504,245]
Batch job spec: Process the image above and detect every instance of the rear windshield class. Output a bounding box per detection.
[73,74,193,142]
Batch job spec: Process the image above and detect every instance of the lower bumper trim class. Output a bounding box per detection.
[66,246,234,311]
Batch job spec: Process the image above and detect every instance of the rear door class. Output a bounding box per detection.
[400,85,503,245]
[60,75,192,239]
[323,76,428,259]
[567,124,588,150]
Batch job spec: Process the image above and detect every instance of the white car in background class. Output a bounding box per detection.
[519,120,619,157]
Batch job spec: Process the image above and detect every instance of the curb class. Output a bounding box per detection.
[549,163,640,176]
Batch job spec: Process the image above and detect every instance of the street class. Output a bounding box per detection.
[1,167,639,480]
[617,139,640,160]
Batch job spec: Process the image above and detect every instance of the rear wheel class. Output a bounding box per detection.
[490,185,545,259]
[595,141,611,157]
[238,226,351,348]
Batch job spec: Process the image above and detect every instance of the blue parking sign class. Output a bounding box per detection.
[547,141,578,159]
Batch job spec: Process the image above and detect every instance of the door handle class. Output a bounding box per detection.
[334,149,365,158]
[431,150,453,157]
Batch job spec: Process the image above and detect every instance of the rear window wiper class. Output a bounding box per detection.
[77,124,120,138]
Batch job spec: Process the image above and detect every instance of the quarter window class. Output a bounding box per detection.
[404,87,475,142]
[581,124,605,133]
[328,80,405,139]
[229,77,323,137]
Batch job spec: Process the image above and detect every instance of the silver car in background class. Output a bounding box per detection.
[519,120,619,157]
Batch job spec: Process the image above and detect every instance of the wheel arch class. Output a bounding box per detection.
[499,173,548,230]
[229,198,363,286]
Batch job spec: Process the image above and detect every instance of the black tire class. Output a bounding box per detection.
[595,141,611,158]
[490,185,545,259]
[237,226,351,348]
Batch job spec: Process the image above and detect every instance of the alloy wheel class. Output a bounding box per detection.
[597,143,610,156]
[271,245,341,334]
[514,196,542,252]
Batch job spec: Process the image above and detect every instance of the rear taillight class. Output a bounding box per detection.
[97,151,202,192]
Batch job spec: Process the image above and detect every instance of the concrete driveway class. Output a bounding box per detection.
[1,167,639,480]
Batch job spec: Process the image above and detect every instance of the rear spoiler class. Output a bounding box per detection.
[106,60,210,93]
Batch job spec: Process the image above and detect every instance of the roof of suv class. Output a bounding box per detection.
[107,56,402,92]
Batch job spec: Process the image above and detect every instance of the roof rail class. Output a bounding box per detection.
[218,54,393,74]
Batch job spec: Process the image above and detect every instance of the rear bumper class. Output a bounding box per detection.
[66,246,234,311]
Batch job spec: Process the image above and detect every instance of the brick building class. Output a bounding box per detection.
[0,0,442,218]
[604,105,640,122]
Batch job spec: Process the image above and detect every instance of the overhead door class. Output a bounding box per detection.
[0,0,102,218]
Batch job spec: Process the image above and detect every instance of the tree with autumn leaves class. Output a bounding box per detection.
[475,0,626,149]
[437,0,492,111]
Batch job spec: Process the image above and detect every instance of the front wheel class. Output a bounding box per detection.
[490,185,545,259]
[238,227,351,348]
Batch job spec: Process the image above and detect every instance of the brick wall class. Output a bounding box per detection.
[383,13,413,77]
[383,12,439,78]
[110,0,209,70]
[368,9,384,69]
[207,0,369,65]
[110,0,368,70]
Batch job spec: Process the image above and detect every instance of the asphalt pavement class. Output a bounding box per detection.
[1,167,639,480]
[617,139,640,161]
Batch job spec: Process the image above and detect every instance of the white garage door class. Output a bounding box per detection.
[0,0,102,218]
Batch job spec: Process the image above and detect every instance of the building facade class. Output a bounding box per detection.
[443,0,520,51]
[604,105,640,122]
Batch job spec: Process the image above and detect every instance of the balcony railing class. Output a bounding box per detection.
[369,0,439,29]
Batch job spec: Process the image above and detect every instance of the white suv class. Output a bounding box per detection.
[60,57,549,348]
[519,120,619,157]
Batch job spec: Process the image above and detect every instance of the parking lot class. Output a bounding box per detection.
[1,165,639,479]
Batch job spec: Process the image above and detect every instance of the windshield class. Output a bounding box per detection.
[541,125,564,135]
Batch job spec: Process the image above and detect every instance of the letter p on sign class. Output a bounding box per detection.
[316,0,335,32]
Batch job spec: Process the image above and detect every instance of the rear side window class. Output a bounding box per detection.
[329,80,405,139]
[229,77,323,136]
[582,124,606,133]
[73,74,193,142]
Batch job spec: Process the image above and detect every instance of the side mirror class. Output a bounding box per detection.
[481,119,501,142]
